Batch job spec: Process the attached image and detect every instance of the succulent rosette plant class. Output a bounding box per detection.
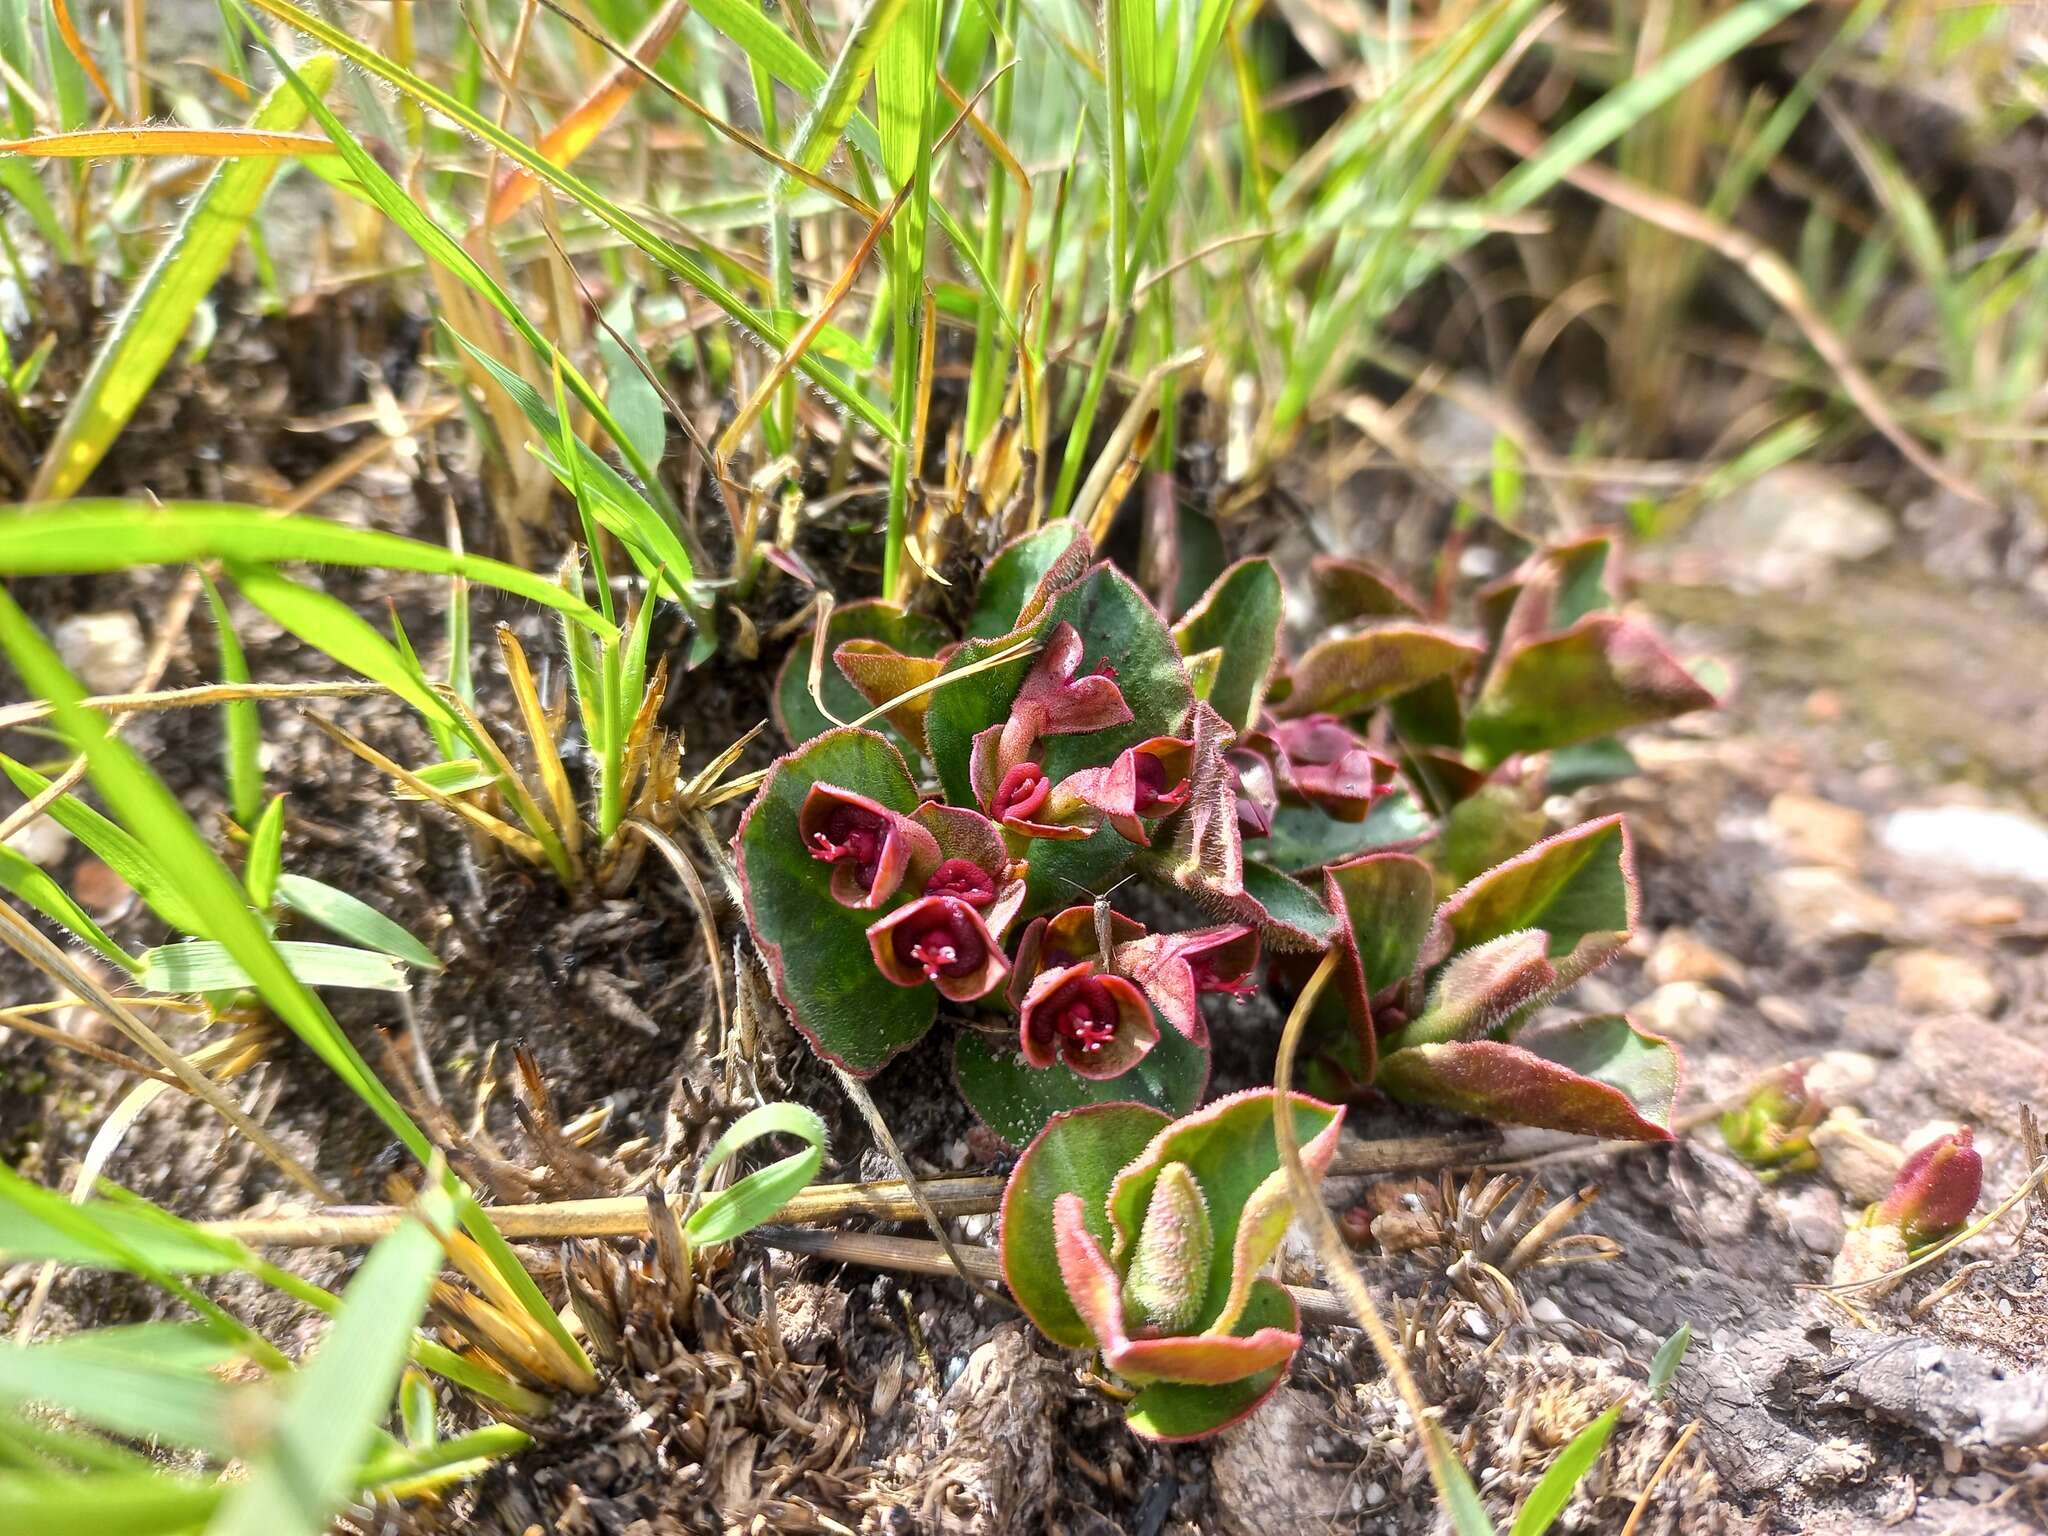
[999,1091,1344,1440]
[741,522,1712,1151]
[1295,815,1681,1140]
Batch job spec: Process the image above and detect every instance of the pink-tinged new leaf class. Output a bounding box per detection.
[994,619,1136,773]
[1019,962,1158,1079]
[1284,624,1484,719]
[1055,1193,1302,1386]
[1467,612,1717,767]
[1247,715,1399,823]
[1116,925,1259,1047]
[1396,929,1560,1048]
[1877,1127,1981,1244]
[1124,1163,1215,1335]
[1477,533,1617,648]
[866,895,1010,1002]
[798,783,940,909]
[1377,1014,1678,1141]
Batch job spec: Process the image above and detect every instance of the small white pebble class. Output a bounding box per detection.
[1530,1297,1567,1326]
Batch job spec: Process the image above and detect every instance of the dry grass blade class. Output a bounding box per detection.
[0,1002,182,1085]
[0,902,335,1200]
[1071,347,1203,541]
[303,711,550,866]
[622,817,729,1034]
[495,626,583,868]
[0,127,330,156]
[1273,951,1483,1523]
[47,0,119,114]
[0,679,383,731]
[1620,1420,1700,1536]
[487,0,691,225]
[1477,105,1989,509]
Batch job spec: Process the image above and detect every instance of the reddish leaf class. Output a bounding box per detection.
[1467,613,1716,766]
[1116,924,1259,1047]
[1376,1013,1678,1140]
[1285,624,1483,718]
[834,638,945,753]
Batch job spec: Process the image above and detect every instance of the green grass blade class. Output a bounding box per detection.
[0,1329,246,1457]
[0,840,135,971]
[138,938,411,994]
[0,587,440,1167]
[242,792,285,910]
[201,575,262,828]
[1508,1404,1621,1536]
[275,873,440,970]
[0,755,211,939]
[683,1102,828,1245]
[211,1187,451,1536]
[0,1470,223,1535]
[238,0,900,443]
[226,562,457,732]
[28,57,336,499]
[0,502,611,635]
[1648,1322,1692,1400]
[1487,0,1812,213]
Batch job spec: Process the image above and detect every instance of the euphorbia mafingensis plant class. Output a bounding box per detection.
[1000,1091,1343,1439]
[738,520,1712,1150]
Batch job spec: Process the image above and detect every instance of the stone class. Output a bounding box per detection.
[2,816,70,867]
[70,857,135,920]
[1779,1184,1846,1255]
[1768,792,1867,870]
[1812,1109,1905,1205]
[1888,949,2001,1016]
[1758,994,1814,1036]
[1211,1387,1351,1535]
[51,610,145,695]
[1766,866,1899,947]
[1633,980,1727,1043]
[1881,804,2048,886]
[1644,927,1747,990]
[1804,1051,1879,1108]
[1908,1016,2048,1137]
[1687,463,1893,591]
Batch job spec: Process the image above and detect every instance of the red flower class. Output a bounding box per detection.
[1118,925,1260,1046]
[924,857,998,908]
[798,784,938,909]
[1877,1127,1982,1244]
[1005,904,1149,1011]
[989,621,1135,783]
[866,895,1009,1002]
[972,749,1094,841]
[1056,736,1193,847]
[1019,961,1157,1079]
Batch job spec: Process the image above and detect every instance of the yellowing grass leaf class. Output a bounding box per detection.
[0,126,330,157]
[487,0,690,226]
[29,56,338,500]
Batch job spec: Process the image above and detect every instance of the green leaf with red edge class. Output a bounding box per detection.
[1478,533,1615,646]
[772,600,948,751]
[734,728,939,1076]
[1106,1089,1343,1331]
[1466,613,1716,767]
[1375,1013,1678,1141]
[1125,1280,1299,1441]
[1172,557,1282,732]
[955,1019,1207,1150]
[1168,505,1228,620]
[1426,782,1549,891]
[1327,853,1437,995]
[1432,815,1636,973]
[1290,851,1437,1097]
[927,563,1195,909]
[1311,554,1425,623]
[1000,1102,1170,1348]
[1387,676,1468,754]
[1259,790,1432,873]
[1284,624,1483,719]
[967,522,1093,640]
